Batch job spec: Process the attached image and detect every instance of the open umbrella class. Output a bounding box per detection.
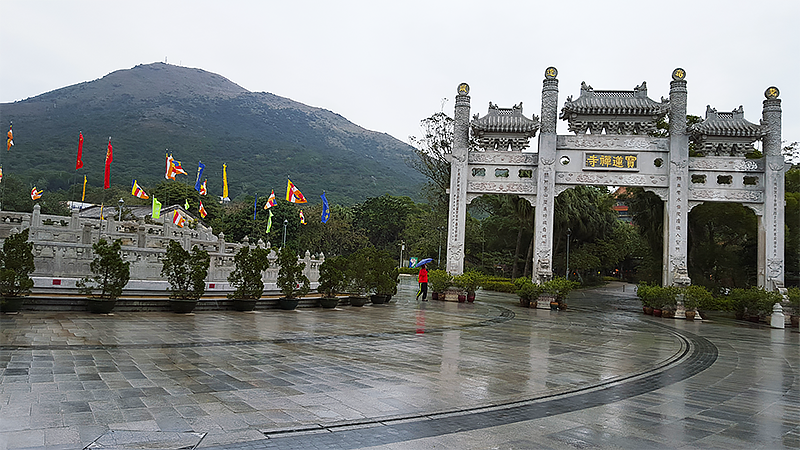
[413,258,433,268]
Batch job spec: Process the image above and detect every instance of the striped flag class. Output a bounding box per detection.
[172,210,186,228]
[6,123,13,151]
[82,175,87,202]
[199,201,207,218]
[199,179,208,196]
[131,180,149,199]
[286,179,307,203]
[264,190,276,209]
[266,210,273,233]
[299,209,306,225]
[31,187,43,200]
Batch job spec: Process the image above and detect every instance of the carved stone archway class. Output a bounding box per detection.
[446,68,786,296]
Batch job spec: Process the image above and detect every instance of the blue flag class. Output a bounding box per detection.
[194,162,206,191]
[321,192,330,223]
[253,194,258,220]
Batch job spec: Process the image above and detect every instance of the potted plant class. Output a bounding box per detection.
[542,277,578,310]
[427,269,452,301]
[345,248,371,307]
[455,271,484,303]
[317,255,348,308]
[227,246,270,311]
[276,246,310,310]
[515,278,542,308]
[161,240,210,313]
[0,229,35,313]
[366,248,399,305]
[636,282,655,315]
[77,238,130,314]
[682,285,711,320]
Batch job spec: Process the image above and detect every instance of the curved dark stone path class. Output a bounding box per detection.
[1,279,797,449]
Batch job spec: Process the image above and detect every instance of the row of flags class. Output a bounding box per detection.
[9,124,331,229]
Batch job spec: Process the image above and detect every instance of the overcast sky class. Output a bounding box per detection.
[1,0,798,152]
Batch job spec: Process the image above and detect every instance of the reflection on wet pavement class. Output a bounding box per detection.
[1,278,798,449]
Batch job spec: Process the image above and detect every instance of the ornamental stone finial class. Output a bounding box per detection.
[457,83,470,95]
[672,68,686,81]
[765,86,780,99]
[544,67,557,79]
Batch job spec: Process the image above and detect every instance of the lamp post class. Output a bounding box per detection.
[565,228,572,280]
[437,226,444,268]
[399,240,405,268]
[282,219,288,248]
[118,198,124,221]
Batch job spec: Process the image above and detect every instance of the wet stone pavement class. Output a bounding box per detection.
[1,278,798,449]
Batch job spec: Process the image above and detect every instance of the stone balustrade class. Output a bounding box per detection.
[0,205,322,296]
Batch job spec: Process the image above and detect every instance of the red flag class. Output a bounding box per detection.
[76,132,84,169]
[104,137,112,189]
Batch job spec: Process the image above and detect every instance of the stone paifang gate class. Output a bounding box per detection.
[446,68,787,293]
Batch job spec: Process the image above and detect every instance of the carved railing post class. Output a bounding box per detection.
[446,83,471,274]
[533,67,559,285]
[761,86,785,291]
[664,68,691,287]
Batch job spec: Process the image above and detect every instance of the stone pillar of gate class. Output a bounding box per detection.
[663,68,691,287]
[445,83,471,274]
[532,67,559,285]
[760,86,785,291]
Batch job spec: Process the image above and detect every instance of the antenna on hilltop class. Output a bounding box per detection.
[165,57,168,64]
[440,97,448,112]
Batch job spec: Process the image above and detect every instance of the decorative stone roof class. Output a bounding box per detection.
[471,102,539,151]
[560,82,669,135]
[689,105,766,156]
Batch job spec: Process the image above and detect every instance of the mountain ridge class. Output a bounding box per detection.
[0,62,424,204]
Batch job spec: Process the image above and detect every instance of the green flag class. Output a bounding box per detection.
[152,197,162,219]
[184,199,190,210]
[266,210,273,233]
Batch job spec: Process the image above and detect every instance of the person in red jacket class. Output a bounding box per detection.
[416,264,428,301]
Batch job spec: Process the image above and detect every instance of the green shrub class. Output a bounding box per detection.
[276,246,310,299]
[317,255,348,298]
[729,287,783,319]
[454,271,484,294]
[515,278,542,300]
[427,269,452,293]
[0,229,35,298]
[161,240,210,300]
[682,285,712,311]
[482,279,516,293]
[787,287,800,310]
[227,246,270,300]
[543,277,579,303]
[77,239,130,301]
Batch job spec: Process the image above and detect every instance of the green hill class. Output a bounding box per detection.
[0,62,424,204]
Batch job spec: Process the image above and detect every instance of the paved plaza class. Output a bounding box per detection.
[1,277,798,449]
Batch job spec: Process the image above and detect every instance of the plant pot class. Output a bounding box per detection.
[467,293,475,303]
[558,302,567,311]
[431,292,439,301]
[685,310,696,320]
[457,294,466,303]
[790,315,799,328]
[232,299,257,312]
[653,309,662,317]
[87,298,116,314]
[530,300,537,309]
[170,299,198,313]
[662,310,674,318]
[643,306,653,315]
[278,298,300,310]
[550,301,559,311]
[0,296,24,313]
[370,294,390,304]
[349,296,368,307]
[519,297,530,307]
[319,297,339,309]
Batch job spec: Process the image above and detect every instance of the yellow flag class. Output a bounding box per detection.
[82,175,87,202]
[222,163,229,201]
